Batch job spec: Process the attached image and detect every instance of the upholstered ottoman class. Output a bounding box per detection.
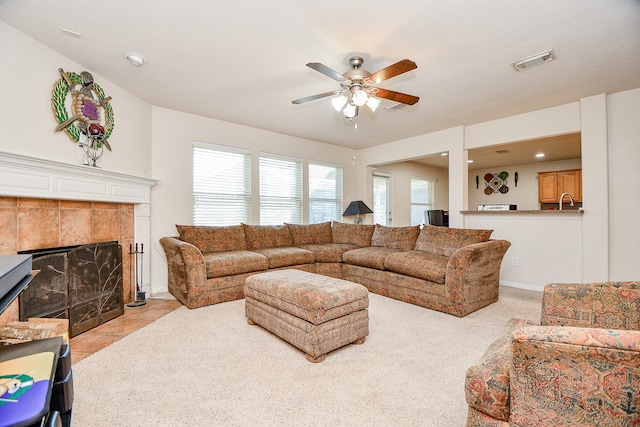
[244,269,369,362]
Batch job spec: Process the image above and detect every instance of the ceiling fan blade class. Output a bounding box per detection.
[374,88,420,105]
[291,91,338,104]
[368,59,417,84]
[306,63,350,82]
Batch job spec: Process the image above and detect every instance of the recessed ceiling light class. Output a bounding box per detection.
[441,152,448,157]
[535,153,545,158]
[123,52,147,66]
[467,160,474,163]
[511,49,555,71]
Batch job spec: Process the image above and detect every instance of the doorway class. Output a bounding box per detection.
[372,172,391,225]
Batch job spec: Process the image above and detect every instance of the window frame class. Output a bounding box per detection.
[410,176,435,226]
[258,152,303,225]
[192,141,251,226]
[308,161,343,224]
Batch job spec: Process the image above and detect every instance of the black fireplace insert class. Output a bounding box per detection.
[18,241,124,337]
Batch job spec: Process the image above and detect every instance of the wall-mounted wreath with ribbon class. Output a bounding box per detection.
[51,68,114,166]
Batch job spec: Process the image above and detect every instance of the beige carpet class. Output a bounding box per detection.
[72,289,541,426]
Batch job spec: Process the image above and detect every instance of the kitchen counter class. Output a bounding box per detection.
[461,209,584,215]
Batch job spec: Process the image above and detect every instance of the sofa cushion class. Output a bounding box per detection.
[252,247,315,269]
[384,251,448,283]
[243,224,293,249]
[298,243,358,263]
[371,224,420,250]
[331,222,374,247]
[176,224,247,253]
[203,250,268,279]
[342,246,402,270]
[415,225,493,257]
[286,222,332,245]
[465,318,536,422]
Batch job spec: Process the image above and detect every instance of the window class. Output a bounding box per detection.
[259,154,302,225]
[373,173,391,225]
[410,177,434,225]
[309,162,343,223]
[192,142,251,225]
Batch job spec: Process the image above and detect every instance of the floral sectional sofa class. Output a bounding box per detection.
[159,222,511,317]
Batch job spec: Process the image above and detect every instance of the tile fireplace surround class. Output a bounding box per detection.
[0,150,157,327]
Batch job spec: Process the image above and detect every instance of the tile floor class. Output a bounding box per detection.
[69,297,182,364]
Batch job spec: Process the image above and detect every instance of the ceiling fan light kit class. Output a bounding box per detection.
[343,103,358,118]
[292,56,419,119]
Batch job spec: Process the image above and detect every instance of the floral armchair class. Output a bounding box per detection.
[465,282,640,426]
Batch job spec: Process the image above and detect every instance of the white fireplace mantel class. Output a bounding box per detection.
[0,150,157,203]
[0,150,159,297]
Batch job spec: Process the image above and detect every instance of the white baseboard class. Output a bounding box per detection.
[500,280,545,293]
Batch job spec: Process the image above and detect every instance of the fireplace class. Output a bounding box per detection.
[19,241,124,337]
[0,150,156,329]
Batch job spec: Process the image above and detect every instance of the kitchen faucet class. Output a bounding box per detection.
[559,192,574,210]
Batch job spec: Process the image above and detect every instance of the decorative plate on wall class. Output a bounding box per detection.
[484,171,509,194]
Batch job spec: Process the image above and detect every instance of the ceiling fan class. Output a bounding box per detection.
[292,56,419,118]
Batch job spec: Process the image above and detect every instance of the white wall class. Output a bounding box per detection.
[464,213,583,290]
[468,158,582,211]
[149,107,356,294]
[358,126,466,226]
[607,88,640,281]
[0,22,152,177]
[368,161,449,226]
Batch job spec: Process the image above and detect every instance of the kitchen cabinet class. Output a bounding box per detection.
[538,169,581,203]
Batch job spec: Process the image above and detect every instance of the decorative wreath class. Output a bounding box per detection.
[51,70,114,150]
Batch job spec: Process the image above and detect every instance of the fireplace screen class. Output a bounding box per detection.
[19,241,124,337]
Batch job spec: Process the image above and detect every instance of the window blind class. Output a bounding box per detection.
[373,173,390,225]
[192,142,251,225]
[309,162,343,224]
[410,177,434,225]
[259,154,302,225]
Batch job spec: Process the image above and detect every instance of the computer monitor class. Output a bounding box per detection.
[425,210,449,227]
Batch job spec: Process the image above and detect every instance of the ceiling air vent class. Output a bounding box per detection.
[511,49,555,71]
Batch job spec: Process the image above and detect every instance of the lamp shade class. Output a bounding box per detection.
[351,89,368,106]
[366,96,381,112]
[342,200,373,216]
[343,103,357,118]
[331,95,347,111]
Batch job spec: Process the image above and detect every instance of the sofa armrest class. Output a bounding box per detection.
[159,237,206,306]
[509,325,640,426]
[444,240,511,316]
[541,282,640,329]
[465,318,535,422]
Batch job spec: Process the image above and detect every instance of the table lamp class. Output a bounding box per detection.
[342,200,373,224]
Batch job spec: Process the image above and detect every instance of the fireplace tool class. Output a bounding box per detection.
[127,243,147,307]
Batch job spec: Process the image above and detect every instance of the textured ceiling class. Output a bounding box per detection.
[1,0,639,151]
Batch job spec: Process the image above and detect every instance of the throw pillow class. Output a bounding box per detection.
[286,222,332,245]
[415,225,493,257]
[371,224,420,250]
[176,224,247,253]
[331,221,374,247]
[242,224,293,250]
